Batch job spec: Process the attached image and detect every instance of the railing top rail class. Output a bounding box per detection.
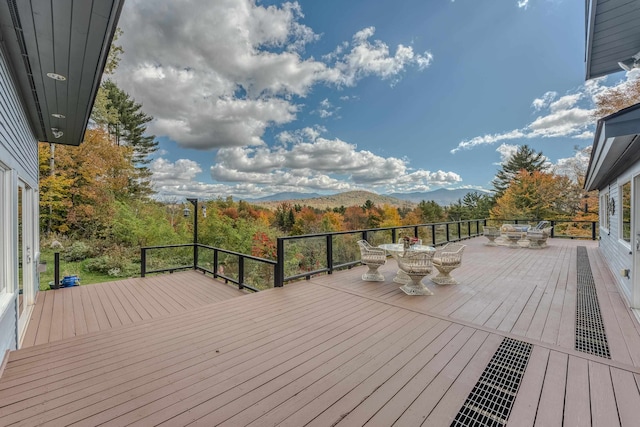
[141,243,194,250]
[278,219,487,241]
[196,244,277,265]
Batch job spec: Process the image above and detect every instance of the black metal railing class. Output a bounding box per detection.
[275,219,488,287]
[140,243,277,292]
[487,219,598,240]
[141,218,598,291]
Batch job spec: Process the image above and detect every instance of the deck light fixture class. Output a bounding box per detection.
[46,72,66,81]
[51,113,66,119]
[618,51,640,72]
[51,128,63,139]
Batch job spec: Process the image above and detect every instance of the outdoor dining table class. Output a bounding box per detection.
[378,243,436,294]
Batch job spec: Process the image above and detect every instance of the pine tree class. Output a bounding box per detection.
[102,80,158,198]
[492,145,547,198]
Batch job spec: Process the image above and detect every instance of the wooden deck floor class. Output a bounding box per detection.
[21,270,247,348]
[1,238,640,426]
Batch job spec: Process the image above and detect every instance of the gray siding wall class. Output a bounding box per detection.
[0,47,39,184]
[0,45,39,353]
[599,179,633,301]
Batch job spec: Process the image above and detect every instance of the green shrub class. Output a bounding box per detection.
[63,241,93,262]
[83,255,137,277]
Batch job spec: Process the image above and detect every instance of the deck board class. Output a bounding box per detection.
[21,270,247,347]
[4,238,640,425]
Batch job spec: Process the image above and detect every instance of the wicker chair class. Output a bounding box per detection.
[483,226,500,246]
[357,240,387,281]
[431,243,466,285]
[395,250,435,295]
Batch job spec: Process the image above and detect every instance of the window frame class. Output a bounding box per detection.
[621,181,632,245]
[600,191,610,232]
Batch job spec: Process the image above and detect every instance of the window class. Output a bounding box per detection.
[621,181,631,243]
[600,192,610,230]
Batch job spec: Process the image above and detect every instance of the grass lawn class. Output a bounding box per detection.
[38,249,129,291]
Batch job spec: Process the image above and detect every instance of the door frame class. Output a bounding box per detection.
[16,179,35,341]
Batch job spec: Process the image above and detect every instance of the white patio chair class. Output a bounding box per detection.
[483,226,500,246]
[357,240,387,282]
[431,243,466,285]
[395,250,435,295]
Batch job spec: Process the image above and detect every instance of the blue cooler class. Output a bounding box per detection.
[61,275,80,287]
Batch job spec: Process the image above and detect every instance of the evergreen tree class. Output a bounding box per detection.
[101,80,158,198]
[492,145,547,198]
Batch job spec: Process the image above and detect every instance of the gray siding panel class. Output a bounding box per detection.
[599,181,634,300]
[0,47,38,184]
[0,45,38,355]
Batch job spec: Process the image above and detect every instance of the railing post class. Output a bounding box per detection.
[326,235,333,275]
[238,256,244,290]
[431,225,436,246]
[414,226,419,239]
[457,222,461,240]
[551,220,555,238]
[446,223,450,243]
[362,230,369,242]
[391,228,397,243]
[194,243,198,271]
[275,238,284,287]
[141,248,146,278]
[53,252,60,289]
[467,221,471,238]
[213,249,219,278]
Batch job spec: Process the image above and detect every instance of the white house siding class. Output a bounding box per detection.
[0,45,40,355]
[599,176,635,302]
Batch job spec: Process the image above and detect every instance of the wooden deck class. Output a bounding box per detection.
[1,238,640,426]
[21,270,247,348]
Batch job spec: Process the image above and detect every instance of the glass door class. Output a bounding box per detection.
[17,181,34,338]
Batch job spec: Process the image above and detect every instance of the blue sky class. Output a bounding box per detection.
[113,0,635,200]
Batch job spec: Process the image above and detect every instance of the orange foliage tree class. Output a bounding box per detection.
[39,128,136,236]
[491,170,582,220]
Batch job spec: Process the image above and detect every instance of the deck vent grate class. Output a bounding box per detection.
[575,246,611,359]
[451,337,532,427]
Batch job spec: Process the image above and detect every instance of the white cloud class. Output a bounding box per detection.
[532,91,556,111]
[552,146,592,182]
[150,158,202,184]
[451,129,526,153]
[517,0,530,9]
[315,98,340,118]
[115,0,432,150]
[192,133,463,197]
[495,144,519,164]
[330,27,434,87]
[451,80,605,154]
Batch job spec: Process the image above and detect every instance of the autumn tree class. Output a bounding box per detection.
[343,206,368,230]
[379,204,402,227]
[594,77,640,119]
[492,145,548,198]
[491,170,582,220]
[38,128,137,236]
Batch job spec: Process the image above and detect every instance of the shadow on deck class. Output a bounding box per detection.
[22,270,247,348]
[2,237,640,425]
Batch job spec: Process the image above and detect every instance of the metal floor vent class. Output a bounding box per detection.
[575,246,611,359]
[451,337,532,427]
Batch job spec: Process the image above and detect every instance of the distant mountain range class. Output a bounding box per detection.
[239,188,491,209]
[387,188,492,205]
[244,192,323,202]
